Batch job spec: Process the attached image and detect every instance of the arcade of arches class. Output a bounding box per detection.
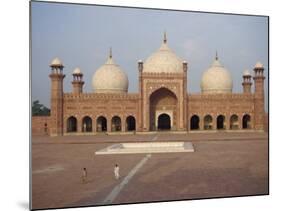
[66,113,252,134]
[66,112,252,133]
[66,115,136,133]
[189,114,252,130]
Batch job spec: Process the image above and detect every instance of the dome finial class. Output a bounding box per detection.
[215,50,218,60]
[109,47,112,59]
[163,31,167,44]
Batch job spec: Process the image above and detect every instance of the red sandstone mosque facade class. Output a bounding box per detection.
[32,34,266,136]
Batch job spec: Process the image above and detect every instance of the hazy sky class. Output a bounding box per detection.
[31,2,268,110]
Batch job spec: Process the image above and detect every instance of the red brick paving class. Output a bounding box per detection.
[31,132,268,210]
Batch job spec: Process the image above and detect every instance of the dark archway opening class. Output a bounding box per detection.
[82,116,92,132]
[204,115,213,130]
[112,116,121,132]
[230,115,239,130]
[97,116,107,132]
[190,115,200,130]
[157,113,171,130]
[242,114,251,129]
[217,115,225,130]
[126,116,136,131]
[67,116,77,132]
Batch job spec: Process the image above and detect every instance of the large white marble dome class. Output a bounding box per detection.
[92,51,128,93]
[200,55,233,94]
[143,33,184,73]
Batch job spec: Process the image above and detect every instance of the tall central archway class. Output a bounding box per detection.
[149,88,177,131]
[157,113,171,130]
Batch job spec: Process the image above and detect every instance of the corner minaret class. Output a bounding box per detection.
[72,68,84,94]
[253,61,265,130]
[138,59,143,132]
[242,69,252,94]
[49,57,65,136]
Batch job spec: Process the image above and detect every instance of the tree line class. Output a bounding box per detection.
[32,100,50,116]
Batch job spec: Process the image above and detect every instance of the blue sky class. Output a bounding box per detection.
[31,2,268,110]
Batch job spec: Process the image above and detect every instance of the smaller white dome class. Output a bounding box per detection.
[92,51,128,93]
[243,69,251,76]
[200,56,233,94]
[73,67,82,74]
[50,57,63,66]
[255,61,263,68]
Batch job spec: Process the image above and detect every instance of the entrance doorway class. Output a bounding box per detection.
[190,115,200,130]
[157,113,171,130]
[126,116,136,131]
[217,115,225,130]
[242,114,251,129]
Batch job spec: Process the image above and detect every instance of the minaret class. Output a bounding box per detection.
[49,57,65,136]
[72,68,84,94]
[253,61,265,130]
[242,69,252,94]
[183,60,188,130]
[138,59,143,132]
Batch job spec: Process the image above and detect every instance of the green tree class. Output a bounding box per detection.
[32,100,50,116]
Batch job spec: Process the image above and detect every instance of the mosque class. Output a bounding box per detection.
[32,33,266,136]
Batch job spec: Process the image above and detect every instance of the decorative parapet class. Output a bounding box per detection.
[142,71,185,78]
[188,93,255,101]
[63,92,140,100]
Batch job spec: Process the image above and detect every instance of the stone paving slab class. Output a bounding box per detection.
[95,142,194,155]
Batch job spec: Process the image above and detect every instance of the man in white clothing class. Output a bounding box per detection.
[114,164,120,180]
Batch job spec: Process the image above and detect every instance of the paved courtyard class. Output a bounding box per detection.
[31,132,268,210]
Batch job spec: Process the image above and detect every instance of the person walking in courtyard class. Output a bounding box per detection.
[82,167,87,183]
[114,164,120,180]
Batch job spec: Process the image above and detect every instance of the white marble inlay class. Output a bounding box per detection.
[95,142,194,155]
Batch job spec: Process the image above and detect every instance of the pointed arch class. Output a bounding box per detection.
[149,87,177,131]
[67,116,77,132]
[230,114,239,129]
[111,116,121,132]
[126,116,136,131]
[242,114,251,129]
[190,115,200,130]
[157,113,171,130]
[82,116,92,132]
[217,115,225,130]
[204,115,213,130]
[96,116,107,132]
